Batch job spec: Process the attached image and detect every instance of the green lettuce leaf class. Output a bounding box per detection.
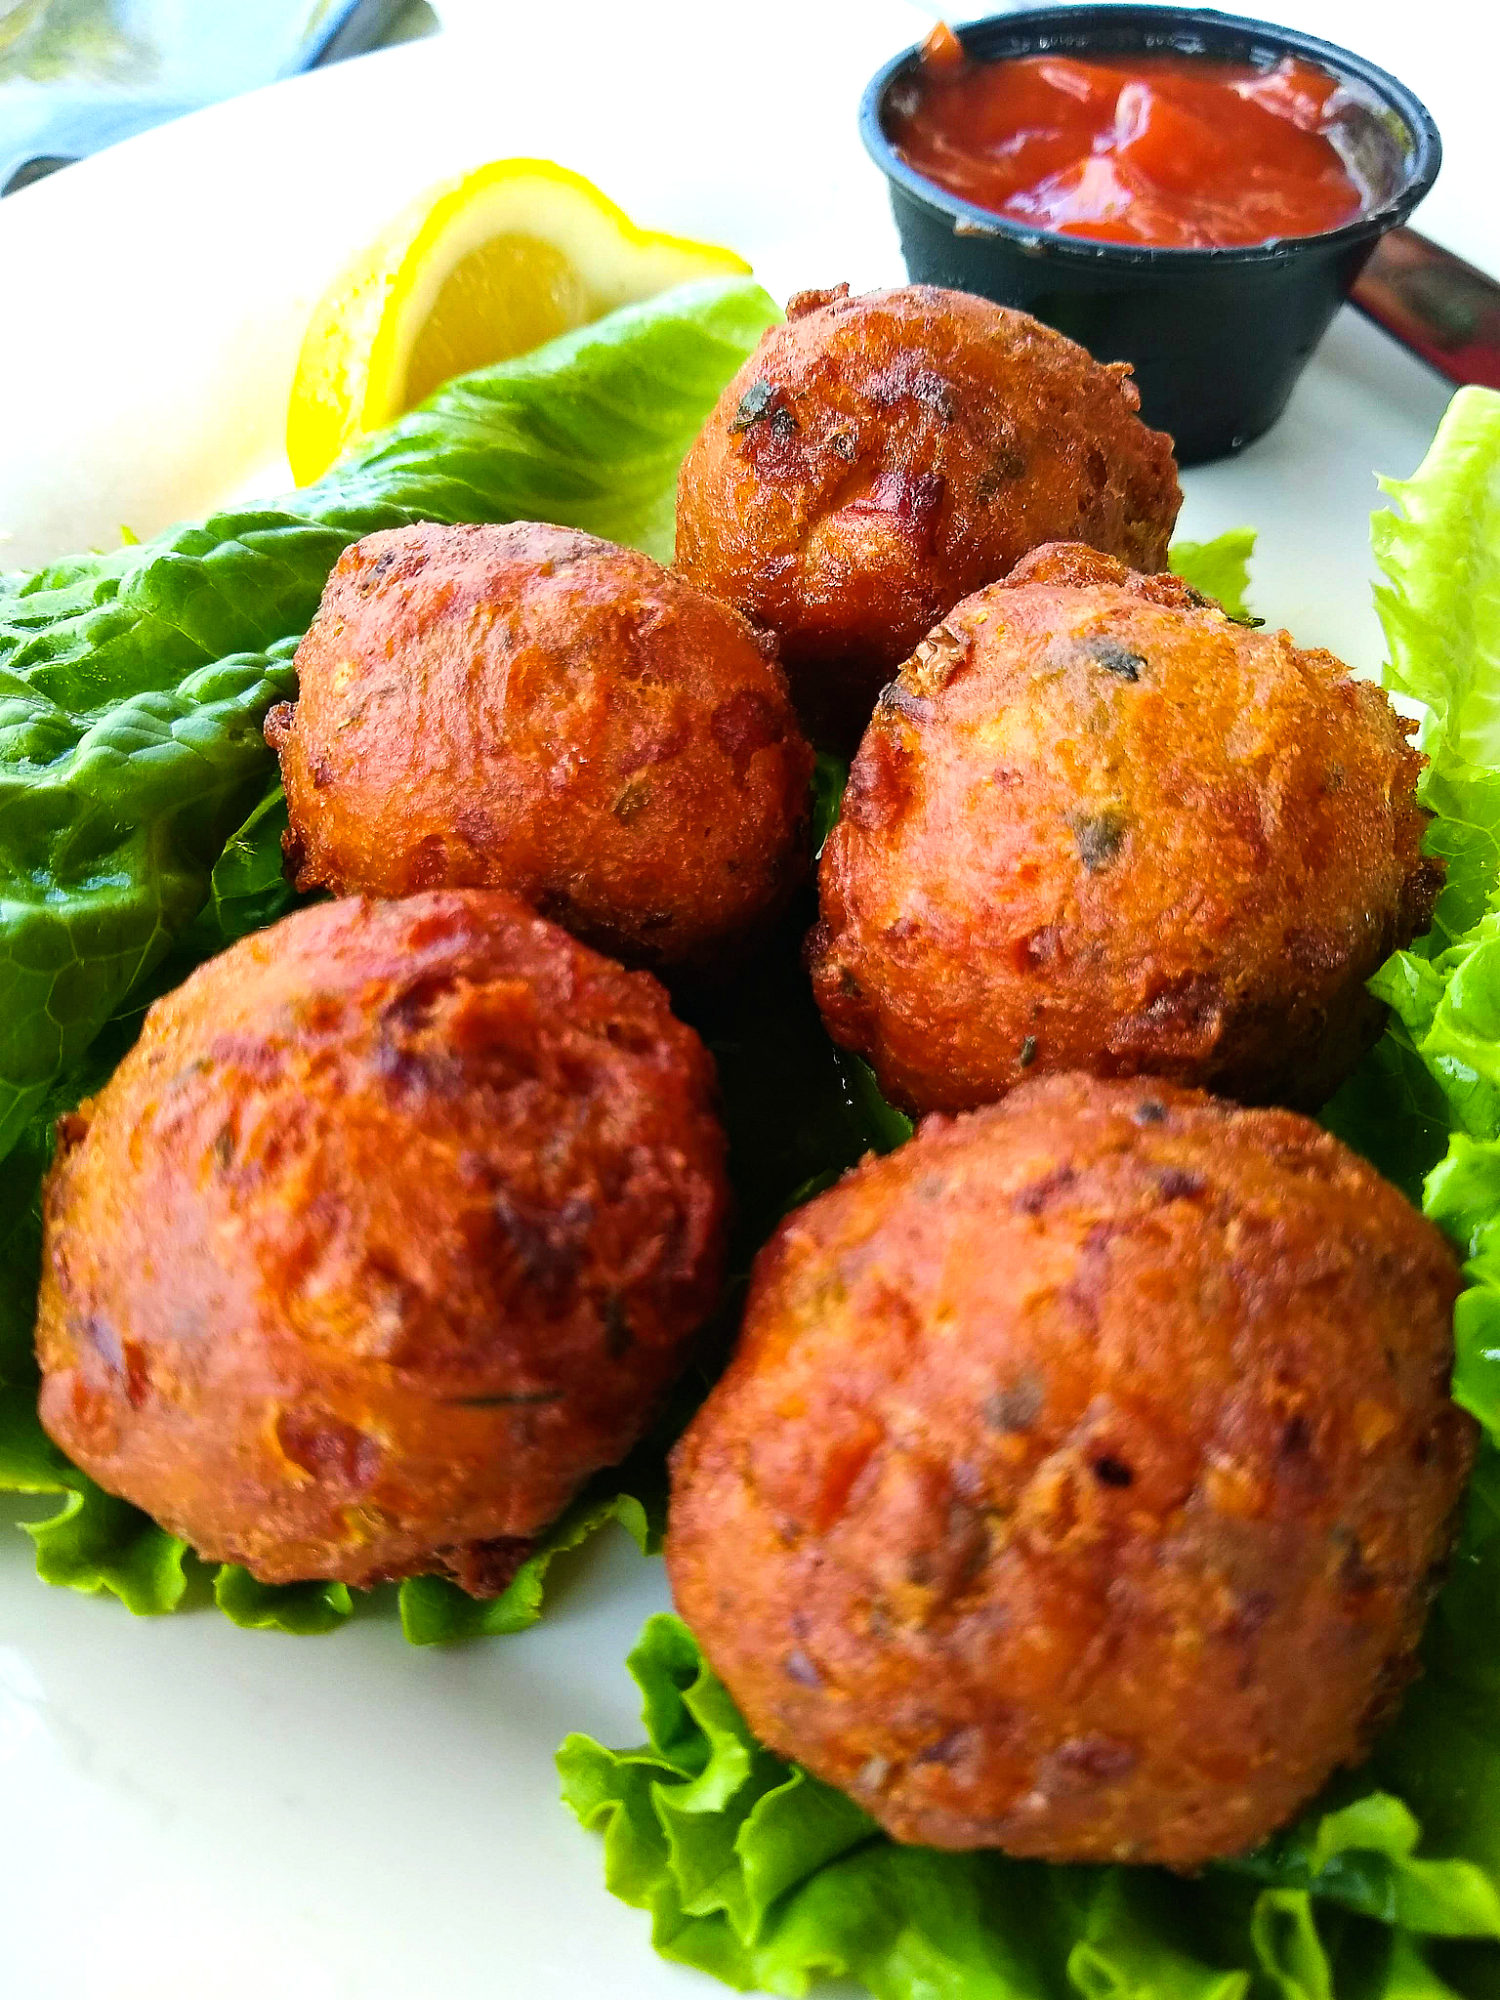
[810,753,847,856]
[0,277,781,1165]
[560,1617,1499,2000]
[294,276,777,564]
[188,780,301,947]
[1168,528,1258,621]
[400,1477,661,1646]
[0,633,304,1165]
[1365,388,1500,960]
[1325,389,1500,1440]
[1372,386,1500,952]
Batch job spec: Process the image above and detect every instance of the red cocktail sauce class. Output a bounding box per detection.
[887,31,1367,249]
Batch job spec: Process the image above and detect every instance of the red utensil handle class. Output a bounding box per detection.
[1352,227,1500,391]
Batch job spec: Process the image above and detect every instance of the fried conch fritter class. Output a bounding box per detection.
[810,544,1442,1115]
[266,522,814,975]
[37,891,729,1591]
[675,284,1182,744]
[667,1074,1473,1866]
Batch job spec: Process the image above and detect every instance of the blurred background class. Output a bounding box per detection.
[0,1,1485,273]
[0,0,440,193]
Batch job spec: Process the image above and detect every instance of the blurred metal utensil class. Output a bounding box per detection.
[0,0,432,196]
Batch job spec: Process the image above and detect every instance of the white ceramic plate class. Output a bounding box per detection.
[0,5,1489,1995]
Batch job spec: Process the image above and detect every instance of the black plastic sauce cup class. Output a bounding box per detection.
[859,6,1442,464]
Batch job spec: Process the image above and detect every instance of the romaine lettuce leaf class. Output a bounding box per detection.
[295,275,776,564]
[0,633,305,1164]
[189,780,301,947]
[0,277,781,1166]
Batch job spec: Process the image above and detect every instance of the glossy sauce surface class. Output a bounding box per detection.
[887,41,1367,248]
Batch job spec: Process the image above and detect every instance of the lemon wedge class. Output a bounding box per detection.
[287,157,751,484]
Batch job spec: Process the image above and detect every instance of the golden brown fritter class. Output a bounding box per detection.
[674,284,1181,745]
[36,891,729,1591]
[265,522,813,976]
[667,1074,1473,1866]
[810,544,1442,1116]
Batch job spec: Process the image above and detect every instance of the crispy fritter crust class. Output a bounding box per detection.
[37,892,729,1590]
[266,522,813,975]
[674,285,1182,745]
[810,544,1442,1115]
[666,1075,1473,1865]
